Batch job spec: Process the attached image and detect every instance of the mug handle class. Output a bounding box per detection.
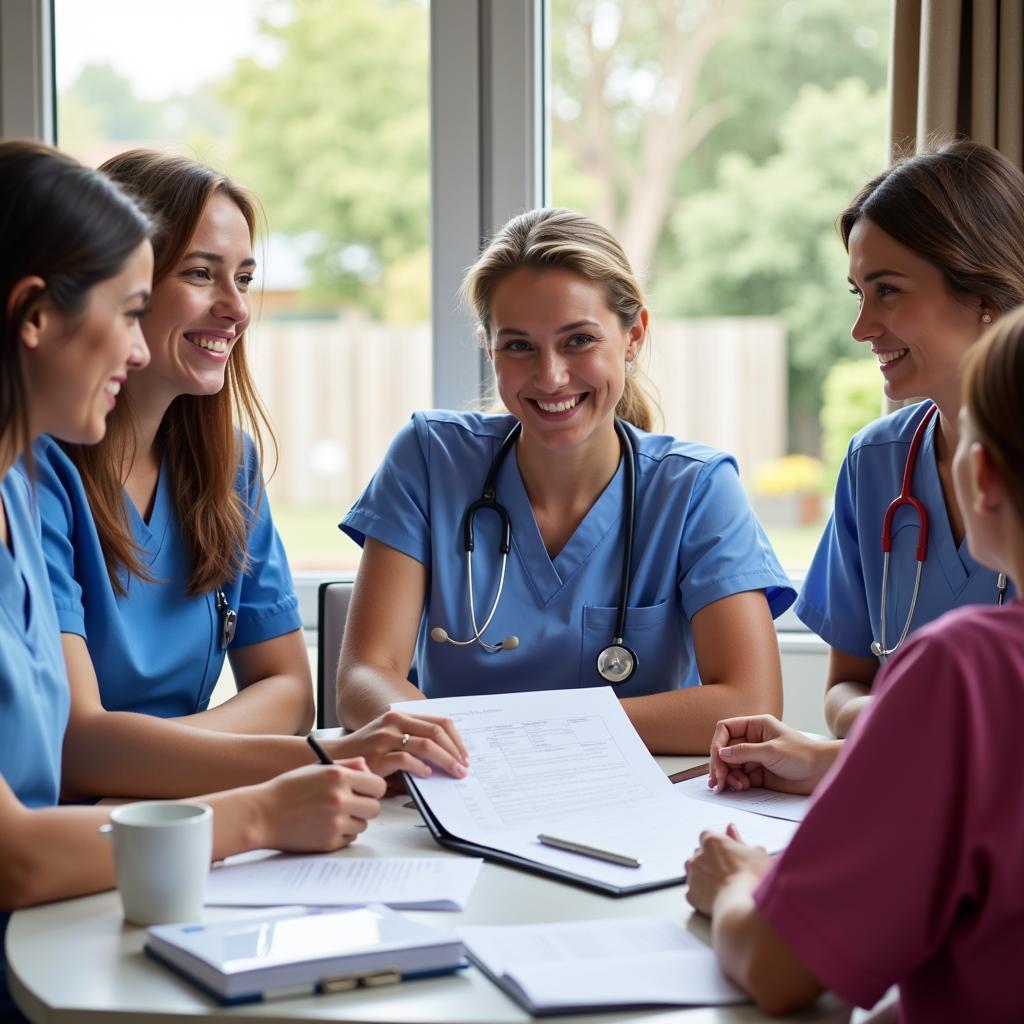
[99,824,112,837]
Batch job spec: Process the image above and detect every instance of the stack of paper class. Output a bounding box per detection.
[461,917,744,1015]
[205,855,483,910]
[673,774,809,822]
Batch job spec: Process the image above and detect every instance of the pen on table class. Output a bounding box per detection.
[306,734,333,765]
[537,833,642,869]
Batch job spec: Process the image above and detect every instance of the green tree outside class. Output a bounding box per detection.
[220,0,430,319]
[652,80,888,448]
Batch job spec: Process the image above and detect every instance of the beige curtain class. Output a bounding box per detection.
[889,0,1023,167]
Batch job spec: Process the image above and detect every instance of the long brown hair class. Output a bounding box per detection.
[0,141,151,475]
[63,150,274,596]
[962,305,1024,523]
[839,141,1024,313]
[463,207,656,431]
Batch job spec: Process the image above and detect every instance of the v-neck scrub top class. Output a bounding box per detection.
[341,411,795,698]
[27,434,302,718]
[795,401,1013,658]
[0,468,71,1009]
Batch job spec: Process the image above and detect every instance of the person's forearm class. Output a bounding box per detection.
[201,786,267,859]
[0,804,115,909]
[824,681,871,738]
[711,875,822,1015]
[61,712,313,800]
[336,664,424,729]
[173,674,314,736]
[622,681,781,754]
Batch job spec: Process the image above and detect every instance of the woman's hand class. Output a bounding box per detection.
[708,714,838,796]
[324,711,470,780]
[255,758,385,852]
[685,824,771,917]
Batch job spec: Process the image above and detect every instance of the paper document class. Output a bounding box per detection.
[674,774,811,822]
[205,855,483,910]
[393,688,797,894]
[461,917,745,1013]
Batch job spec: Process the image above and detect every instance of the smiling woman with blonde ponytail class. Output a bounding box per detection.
[337,207,795,755]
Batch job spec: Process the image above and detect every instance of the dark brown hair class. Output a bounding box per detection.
[0,141,151,471]
[962,305,1024,523]
[839,141,1024,313]
[63,150,273,596]
[463,207,655,431]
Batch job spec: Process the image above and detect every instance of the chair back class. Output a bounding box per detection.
[316,579,355,729]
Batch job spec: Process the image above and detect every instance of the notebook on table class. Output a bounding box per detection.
[460,917,746,1015]
[145,904,466,1005]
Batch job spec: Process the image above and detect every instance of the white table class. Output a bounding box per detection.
[7,756,852,1023]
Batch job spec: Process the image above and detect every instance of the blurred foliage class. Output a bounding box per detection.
[820,358,885,482]
[220,0,429,319]
[59,63,163,140]
[753,454,827,497]
[652,79,887,441]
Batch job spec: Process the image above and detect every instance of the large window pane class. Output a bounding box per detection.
[550,0,891,568]
[55,0,431,572]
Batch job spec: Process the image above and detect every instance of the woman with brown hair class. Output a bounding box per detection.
[0,140,384,1020]
[793,140,1024,738]
[337,207,794,754]
[31,150,467,802]
[687,305,1024,1020]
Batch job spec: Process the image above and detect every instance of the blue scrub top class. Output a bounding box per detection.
[341,411,795,698]
[27,434,302,718]
[0,468,70,1009]
[795,401,1013,658]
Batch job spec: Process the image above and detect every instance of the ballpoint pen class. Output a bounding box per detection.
[306,734,333,765]
[537,833,642,869]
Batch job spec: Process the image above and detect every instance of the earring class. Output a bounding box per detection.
[981,312,993,324]
[625,359,635,374]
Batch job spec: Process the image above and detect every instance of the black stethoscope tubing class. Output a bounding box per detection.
[439,417,638,684]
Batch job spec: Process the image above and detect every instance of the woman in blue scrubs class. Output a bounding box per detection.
[795,141,1024,737]
[0,141,384,1019]
[31,150,467,802]
[338,208,795,754]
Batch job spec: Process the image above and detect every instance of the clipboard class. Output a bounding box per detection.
[402,773,686,898]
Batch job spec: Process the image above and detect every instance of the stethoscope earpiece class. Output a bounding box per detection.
[432,419,638,684]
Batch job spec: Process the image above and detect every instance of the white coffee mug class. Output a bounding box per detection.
[100,801,213,926]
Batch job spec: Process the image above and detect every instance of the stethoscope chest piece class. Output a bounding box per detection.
[597,642,637,685]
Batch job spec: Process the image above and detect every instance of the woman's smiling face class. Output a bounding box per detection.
[847,217,987,407]
[487,267,644,456]
[136,192,255,404]
[25,240,153,445]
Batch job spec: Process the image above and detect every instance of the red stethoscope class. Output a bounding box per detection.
[871,403,1008,660]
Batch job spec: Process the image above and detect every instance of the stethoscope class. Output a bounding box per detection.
[430,417,639,684]
[871,402,1008,661]
[215,590,237,650]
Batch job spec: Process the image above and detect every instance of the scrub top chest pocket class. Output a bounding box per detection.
[580,600,682,694]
